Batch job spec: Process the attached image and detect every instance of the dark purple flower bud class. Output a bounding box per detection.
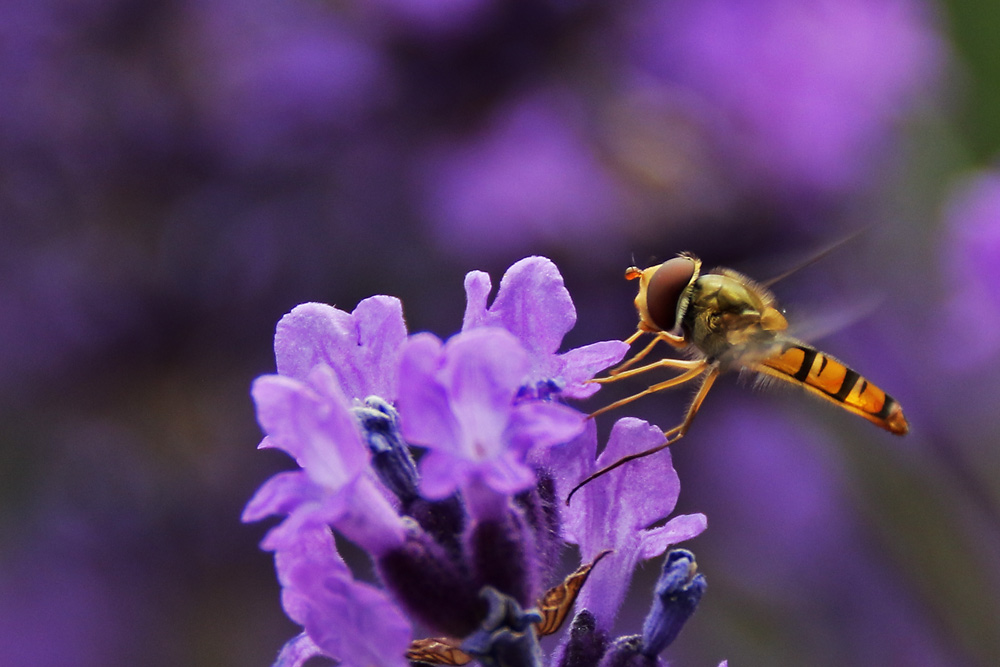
[469,509,537,608]
[352,396,420,503]
[640,549,706,657]
[554,610,610,667]
[461,587,545,667]
[513,469,563,586]
[403,494,468,558]
[597,636,655,667]
[378,529,484,638]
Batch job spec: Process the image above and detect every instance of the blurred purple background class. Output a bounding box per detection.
[3,0,1000,665]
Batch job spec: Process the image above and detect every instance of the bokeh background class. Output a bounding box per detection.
[3,0,1000,665]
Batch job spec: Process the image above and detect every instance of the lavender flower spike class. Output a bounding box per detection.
[245,258,718,666]
[396,326,585,517]
[463,256,629,399]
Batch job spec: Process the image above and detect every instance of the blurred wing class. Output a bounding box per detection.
[781,295,882,345]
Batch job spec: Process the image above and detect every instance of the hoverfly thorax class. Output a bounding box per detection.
[684,269,789,366]
[626,254,701,335]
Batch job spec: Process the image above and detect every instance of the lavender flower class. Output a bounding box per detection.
[629,0,941,197]
[397,326,585,513]
[244,256,713,666]
[419,92,628,257]
[534,419,708,630]
[462,255,630,400]
[941,170,1000,367]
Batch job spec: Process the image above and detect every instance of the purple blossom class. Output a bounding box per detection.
[462,256,630,399]
[536,418,707,630]
[359,0,498,38]
[941,170,1000,367]
[191,0,387,168]
[419,91,628,257]
[629,0,941,196]
[396,326,585,514]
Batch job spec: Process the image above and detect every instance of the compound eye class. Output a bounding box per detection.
[646,256,697,331]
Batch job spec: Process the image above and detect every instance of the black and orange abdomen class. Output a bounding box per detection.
[754,342,908,435]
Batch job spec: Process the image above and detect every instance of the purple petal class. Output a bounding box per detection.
[242,471,320,522]
[574,548,642,630]
[461,270,493,330]
[562,418,697,630]
[400,328,549,500]
[273,632,326,667]
[556,340,632,398]
[330,477,407,556]
[251,370,368,490]
[300,575,411,667]
[528,419,598,509]
[260,498,351,554]
[479,449,541,496]
[274,524,412,667]
[274,302,353,381]
[396,332,463,453]
[417,450,474,499]
[638,513,709,560]
[441,328,528,448]
[273,521,351,624]
[485,256,575,358]
[594,418,681,531]
[274,296,406,400]
[506,401,585,454]
[352,296,408,399]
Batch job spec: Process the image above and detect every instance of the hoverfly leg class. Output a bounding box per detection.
[605,331,687,377]
[592,357,704,384]
[661,365,719,441]
[606,332,657,376]
[566,438,673,505]
[568,364,720,506]
[588,360,709,419]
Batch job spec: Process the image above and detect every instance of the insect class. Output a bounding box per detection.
[567,252,908,502]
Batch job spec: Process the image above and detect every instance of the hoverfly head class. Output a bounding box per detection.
[634,253,701,334]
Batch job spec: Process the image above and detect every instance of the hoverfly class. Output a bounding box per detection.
[568,252,908,502]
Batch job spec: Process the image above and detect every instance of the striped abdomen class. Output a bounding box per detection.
[754,341,908,435]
